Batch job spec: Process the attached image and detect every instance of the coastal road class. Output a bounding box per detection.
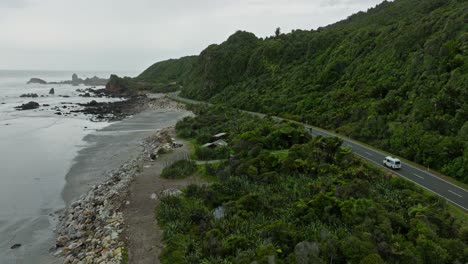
[168,93,468,210]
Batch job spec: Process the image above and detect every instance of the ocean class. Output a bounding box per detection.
[0,70,136,263]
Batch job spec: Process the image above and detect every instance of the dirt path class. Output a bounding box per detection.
[122,130,201,264]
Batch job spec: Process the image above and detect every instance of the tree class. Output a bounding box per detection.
[275,27,281,37]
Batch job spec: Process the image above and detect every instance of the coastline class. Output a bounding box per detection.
[51,95,191,263]
[121,129,204,264]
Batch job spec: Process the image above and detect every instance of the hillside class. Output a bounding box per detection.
[130,56,198,92]
[139,0,468,183]
[136,56,197,83]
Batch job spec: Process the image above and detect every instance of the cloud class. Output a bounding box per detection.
[0,0,28,8]
[320,0,384,7]
[0,0,386,71]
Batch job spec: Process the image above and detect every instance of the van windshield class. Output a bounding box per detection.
[395,161,400,164]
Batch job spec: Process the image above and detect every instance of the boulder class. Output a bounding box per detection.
[160,188,182,197]
[15,101,40,110]
[56,235,70,247]
[88,100,99,106]
[27,78,47,84]
[10,244,21,249]
[49,88,55,94]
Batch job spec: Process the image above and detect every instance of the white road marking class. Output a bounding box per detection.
[365,151,373,156]
[413,174,424,179]
[448,190,463,198]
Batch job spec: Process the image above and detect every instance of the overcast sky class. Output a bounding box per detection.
[0,0,386,72]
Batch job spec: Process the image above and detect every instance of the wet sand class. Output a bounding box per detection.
[61,108,191,206]
[0,118,109,264]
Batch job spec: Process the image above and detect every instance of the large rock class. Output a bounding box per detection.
[15,101,40,110]
[105,74,133,96]
[160,188,182,197]
[71,73,80,86]
[83,76,108,86]
[10,244,21,249]
[27,78,47,84]
[49,88,55,94]
[56,235,70,247]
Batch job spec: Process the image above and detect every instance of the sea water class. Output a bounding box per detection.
[0,70,135,263]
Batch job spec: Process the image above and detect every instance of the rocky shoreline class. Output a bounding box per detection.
[14,88,184,123]
[55,128,178,264]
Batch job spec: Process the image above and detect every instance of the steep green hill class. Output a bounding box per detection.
[140,0,468,182]
[131,56,197,92]
[136,56,197,83]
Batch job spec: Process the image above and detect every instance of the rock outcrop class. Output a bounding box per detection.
[49,88,55,95]
[73,95,148,121]
[27,78,47,84]
[20,93,39,98]
[15,101,40,110]
[71,73,80,86]
[83,76,108,86]
[105,74,131,95]
[47,74,108,86]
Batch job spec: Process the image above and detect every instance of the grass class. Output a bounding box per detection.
[161,160,197,179]
[185,138,198,160]
[120,246,129,264]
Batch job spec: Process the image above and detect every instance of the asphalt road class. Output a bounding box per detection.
[168,93,468,210]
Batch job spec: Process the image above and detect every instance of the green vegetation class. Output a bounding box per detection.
[137,56,197,83]
[121,247,129,264]
[157,106,467,263]
[133,56,198,92]
[161,160,197,179]
[175,105,310,161]
[107,56,198,93]
[139,0,467,183]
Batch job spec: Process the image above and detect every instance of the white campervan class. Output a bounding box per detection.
[383,156,401,169]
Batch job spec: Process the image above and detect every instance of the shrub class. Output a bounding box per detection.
[161,160,197,179]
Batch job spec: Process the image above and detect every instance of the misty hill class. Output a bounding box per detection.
[137,0,467,183]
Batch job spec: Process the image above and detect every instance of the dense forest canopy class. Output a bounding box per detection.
[138,0,468,182]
